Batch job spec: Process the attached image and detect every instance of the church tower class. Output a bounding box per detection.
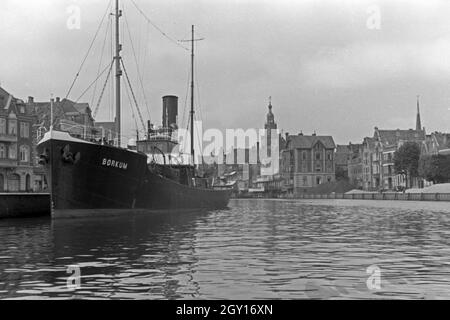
[416,95,422,131]
[264,97,277,157]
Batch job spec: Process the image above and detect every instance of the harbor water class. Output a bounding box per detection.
[1,199,450,299]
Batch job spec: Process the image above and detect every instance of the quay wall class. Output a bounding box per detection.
[234,193,450,202]
[286,193,450,201]
[0,193,50,218]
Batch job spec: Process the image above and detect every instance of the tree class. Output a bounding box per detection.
[419,154,450,184]
[393,142,421,188]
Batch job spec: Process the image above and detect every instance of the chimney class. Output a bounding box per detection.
[28,96,34,104]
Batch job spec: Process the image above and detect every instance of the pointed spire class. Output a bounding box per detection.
[416,95,422,131]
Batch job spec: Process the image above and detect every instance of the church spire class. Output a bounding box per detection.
[265,96,276,128]
[416,95,421,131]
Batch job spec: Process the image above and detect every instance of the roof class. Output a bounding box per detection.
[433,132,450,150]
[73,102,90,114]
[336,145,350,153]
[0,86,30,116]
[375,128,425,146]
[363,137,376,149]
[286,134,335,149]
[0,86,13,112]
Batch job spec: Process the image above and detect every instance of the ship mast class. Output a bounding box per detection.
[190,25,195,166]
[181,25,203,166]
[115,0,122,147]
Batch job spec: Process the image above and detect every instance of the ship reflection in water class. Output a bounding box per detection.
[1,199,450,299]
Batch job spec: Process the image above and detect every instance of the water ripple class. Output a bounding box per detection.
[1,199,450,299]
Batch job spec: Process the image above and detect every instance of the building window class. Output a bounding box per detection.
[302,151,307,160]
[0,144,5,158]
[19,145,30,162]
[303,176,308,186]
[315,152,321,160]
[315,163,322,172]
[0,118,6,134]
[8,119,17,135]
[20,122,30,138]
[9,144,17,159]
[327,153,332,161]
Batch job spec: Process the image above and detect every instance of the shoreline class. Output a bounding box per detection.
[232,192,450,202]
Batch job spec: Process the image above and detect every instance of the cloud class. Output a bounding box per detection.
[301,38,450,88]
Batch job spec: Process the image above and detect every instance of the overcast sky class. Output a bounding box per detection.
[1,0,450,144]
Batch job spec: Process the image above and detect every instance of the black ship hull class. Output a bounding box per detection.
[136,170,231,210]
[38,131,231,218]
[38,131,148,218]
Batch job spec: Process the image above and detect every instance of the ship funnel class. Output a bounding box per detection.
[162,95,178,129]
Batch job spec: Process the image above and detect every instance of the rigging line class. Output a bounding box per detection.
[93,61,114,118]
[64,1,112,101]
[123,75,140,134]
[194,113,204,164]
[51,1,111,129]
[141,22,150,84]
[141,19,151,119]
[129,0,189,52]
[195,60,204,123]
[181,67,191,134]
[75,60,114,103]
[91,8,112,108]
[123,10,151,122]
[121,59,146,131]
[179,68,190,153]
[110,10,114,121]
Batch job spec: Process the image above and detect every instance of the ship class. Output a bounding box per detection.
[37,0,231,218]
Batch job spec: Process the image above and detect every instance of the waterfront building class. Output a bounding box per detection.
[0,87,35,192]
[421,131,450,156]
[370,99,426,190]
[361,137,376,190]
[253,174,284,196]
[347,143,364,189]
[335,145,351,179]
[371,127,426,190]
[26,96,96,139]
[218,147,260,194]
[281,132,336,194]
